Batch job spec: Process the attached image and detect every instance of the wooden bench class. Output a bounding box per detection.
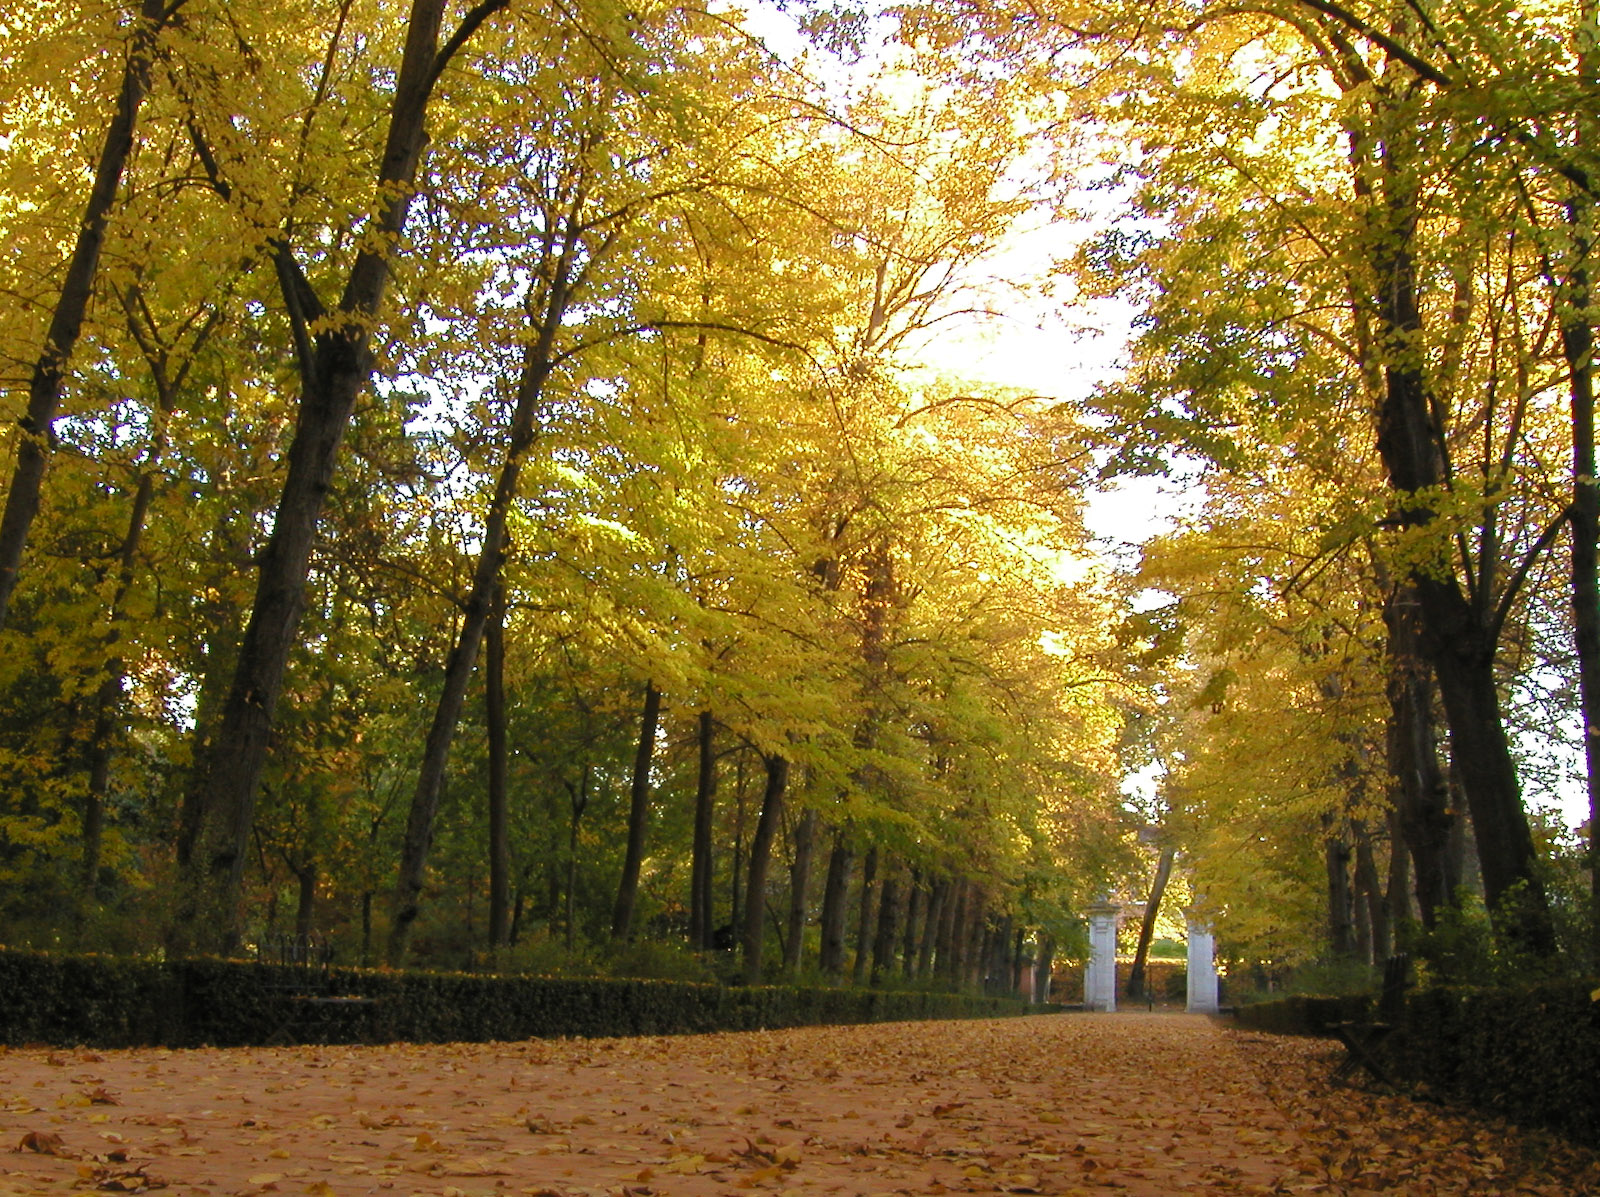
[1329,952,1410,1088]
[255,933,382,1045]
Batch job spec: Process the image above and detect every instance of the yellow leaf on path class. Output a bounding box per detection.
[247,1173,283,1186]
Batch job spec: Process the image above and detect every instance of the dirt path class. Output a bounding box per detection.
[3,1013,1596,1196]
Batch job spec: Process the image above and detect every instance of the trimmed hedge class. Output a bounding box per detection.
[0,949,1038,1049]
[1387,978,1600,1148]
[1233,992,1372,1036]
[1234,978,1600,1148]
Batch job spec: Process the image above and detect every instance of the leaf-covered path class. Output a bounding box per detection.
[4,1013,1597,1196]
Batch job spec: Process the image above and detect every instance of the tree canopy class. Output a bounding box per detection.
[1,0,1596,989]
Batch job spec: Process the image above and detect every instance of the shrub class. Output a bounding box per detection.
[0,947,1036,1049]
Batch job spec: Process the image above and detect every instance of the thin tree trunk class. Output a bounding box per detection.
[1034,932,1055,1004]
[176,0,509,956]
[690,710,717,951]
[818,831,854,980]
[486,583,511,952]
[851,845,879,986]
[1354,823,1390,962]
[389,253,578,965]
[611,682,662,941]
[1325,820,1354,959]
[293,863,316,940]
[963,890,987,989]
[79,295,217,931]
[918,878,947,978]
[1558,180,1600,960]
[741,755,788,985]
[941,880,968,984]
[900,872,922,979]
[784,806,817,974]
[870,869,900,984]
[1386,807,1413,929]
[729,753,746,941]
[1126,844,1174,1001]
[0,0,174,629]
[565,766,589,951]
[79,469,159,922]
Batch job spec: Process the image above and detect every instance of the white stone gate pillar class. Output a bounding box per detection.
[1185,909,1219,1014]
[1084,899,1120,1012]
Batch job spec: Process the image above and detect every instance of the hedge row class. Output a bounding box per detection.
[1387,979,1600,1148]
[0,949,1037,1049]
[1232,993,1372,1036]
[1235,979,1600,1148]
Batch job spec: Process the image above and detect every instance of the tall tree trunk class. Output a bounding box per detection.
[941,880,968,984]
[171,513,246,875]
[564,765,589,951]
[1364,113,1556,953]
[900,871,922,979]
[690,710,717,951]
[963,890,987,989]
[729,752,747,940]
[818,831,854,980]
[1325,821,1354,959]
[870,869,900,984]
[486,583,511,952]
[1126,844,1174,1001]
[293,863,316,940]
[389,250,577,965]
[78,292,215,932]
[851,845,879,986]
[1033,932,1055,1004]
[1384,582,1456,927]
[784,806,817,974]
[1354,823,1390,962]
[611,682,662,941]
[918,878,947,978]
[0,0,173,630]
[176,0,509,956]
[741,755,788,985]
[1558,180,1600,960]
[79,462,161,923]
[1385,807,1413,929]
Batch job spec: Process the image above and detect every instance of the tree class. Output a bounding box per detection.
[174,0,511,954]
